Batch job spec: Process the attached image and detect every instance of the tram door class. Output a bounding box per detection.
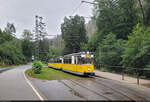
[75,56,81,72]
[71,56,77,72]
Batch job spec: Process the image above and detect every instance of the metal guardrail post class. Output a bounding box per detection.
[122,67,124,80]
[137,69,139,85]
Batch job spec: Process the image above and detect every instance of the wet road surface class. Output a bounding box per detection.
[0,64,39,100]
[30,76,150,101]
[1,64,150,101]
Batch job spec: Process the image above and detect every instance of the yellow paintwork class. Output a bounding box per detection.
[48,63,62,69]
[48,63,94,74]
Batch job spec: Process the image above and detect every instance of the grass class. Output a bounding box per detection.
[26,67,87,80]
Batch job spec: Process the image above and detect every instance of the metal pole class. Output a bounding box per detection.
[122,67,124,80]
[137,69,139,85]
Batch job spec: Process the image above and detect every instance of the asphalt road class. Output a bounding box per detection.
[30,74,150,101]
[0,64,39,100]
[1,64,150,101]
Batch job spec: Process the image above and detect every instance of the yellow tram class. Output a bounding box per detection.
[48,52,95,75]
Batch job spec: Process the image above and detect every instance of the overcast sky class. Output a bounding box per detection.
[0,0,94,38]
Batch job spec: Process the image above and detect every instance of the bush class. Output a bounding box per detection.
[32,61,43,74]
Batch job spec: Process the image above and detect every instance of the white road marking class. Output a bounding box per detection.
[23,71,44,101]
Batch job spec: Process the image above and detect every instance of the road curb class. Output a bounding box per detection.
[0,67,14,73]
[23,70,44,101]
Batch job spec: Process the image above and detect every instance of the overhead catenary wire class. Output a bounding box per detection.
[70,2,83,16]
[70,1,94,19]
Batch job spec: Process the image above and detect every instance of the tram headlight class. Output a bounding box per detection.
[88,68,90,71]
[81,54,85,57]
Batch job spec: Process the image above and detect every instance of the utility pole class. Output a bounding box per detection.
[34,15,47,60]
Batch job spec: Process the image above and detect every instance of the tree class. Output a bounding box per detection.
[61,15,88,54]
[95,33,125,72]
[21,29,34,62]
[39,38,50,62]
[34,15,48,60]
[0,24,26,65]
[4,22,16,35]
[0,40,25,65]
[22,29,33,40]
[94,0,137,40]
[121,24,150,69]
[88,32,101,52]
[47,45,61,59]
[21,40,33,62]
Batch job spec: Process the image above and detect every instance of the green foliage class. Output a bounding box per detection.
[121,24,150,69]
[0,39,25,65]
[47,45,61,59]
[85,0,150,77]
[0,31,13,44]
[80,42,88,51]
[95,33,125,71]
[61,15,88,54]
[88,32,101,52]
[94,0,137,40]
[22,40,33,62]
[0,25,30,65]
[39,39,50,62]
[32,61,43,74]
[22,29,33,40]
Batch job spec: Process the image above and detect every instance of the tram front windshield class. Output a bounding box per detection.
[80,57,93,65]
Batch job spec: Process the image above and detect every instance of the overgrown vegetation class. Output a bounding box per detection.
[59,0,150,77]
[0,25,26,65]
[0,22,63,66]
[1,0,150,78]
[87,0,150,76]
[61,15,88,54]
[32,61,43,74]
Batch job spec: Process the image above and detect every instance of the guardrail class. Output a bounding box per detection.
[95,64,150,85]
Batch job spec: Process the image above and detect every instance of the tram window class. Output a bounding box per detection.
[80,58,93,64]
[64,59,66,64]
[58,59,62,63]
[64,59,67,64]
[68,58,71,64]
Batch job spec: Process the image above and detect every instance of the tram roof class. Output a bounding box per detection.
[49,52,93,60]
[63,52,93,57]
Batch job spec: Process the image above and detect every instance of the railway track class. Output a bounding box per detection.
[59,79,111,100]
[69,79,112,100]
[58,80,88,100]
[58,74,147,100]
[88,75,148,101]
[87,75,134,100]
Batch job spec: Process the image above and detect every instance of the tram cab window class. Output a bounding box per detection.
[79,57,93,65]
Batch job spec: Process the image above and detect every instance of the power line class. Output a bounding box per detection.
[81,0,99,5]
[71,2,83,16]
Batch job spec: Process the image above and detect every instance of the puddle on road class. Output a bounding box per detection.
[41,80,47,82]
[104,91,113,95]
[69,89,87,100]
